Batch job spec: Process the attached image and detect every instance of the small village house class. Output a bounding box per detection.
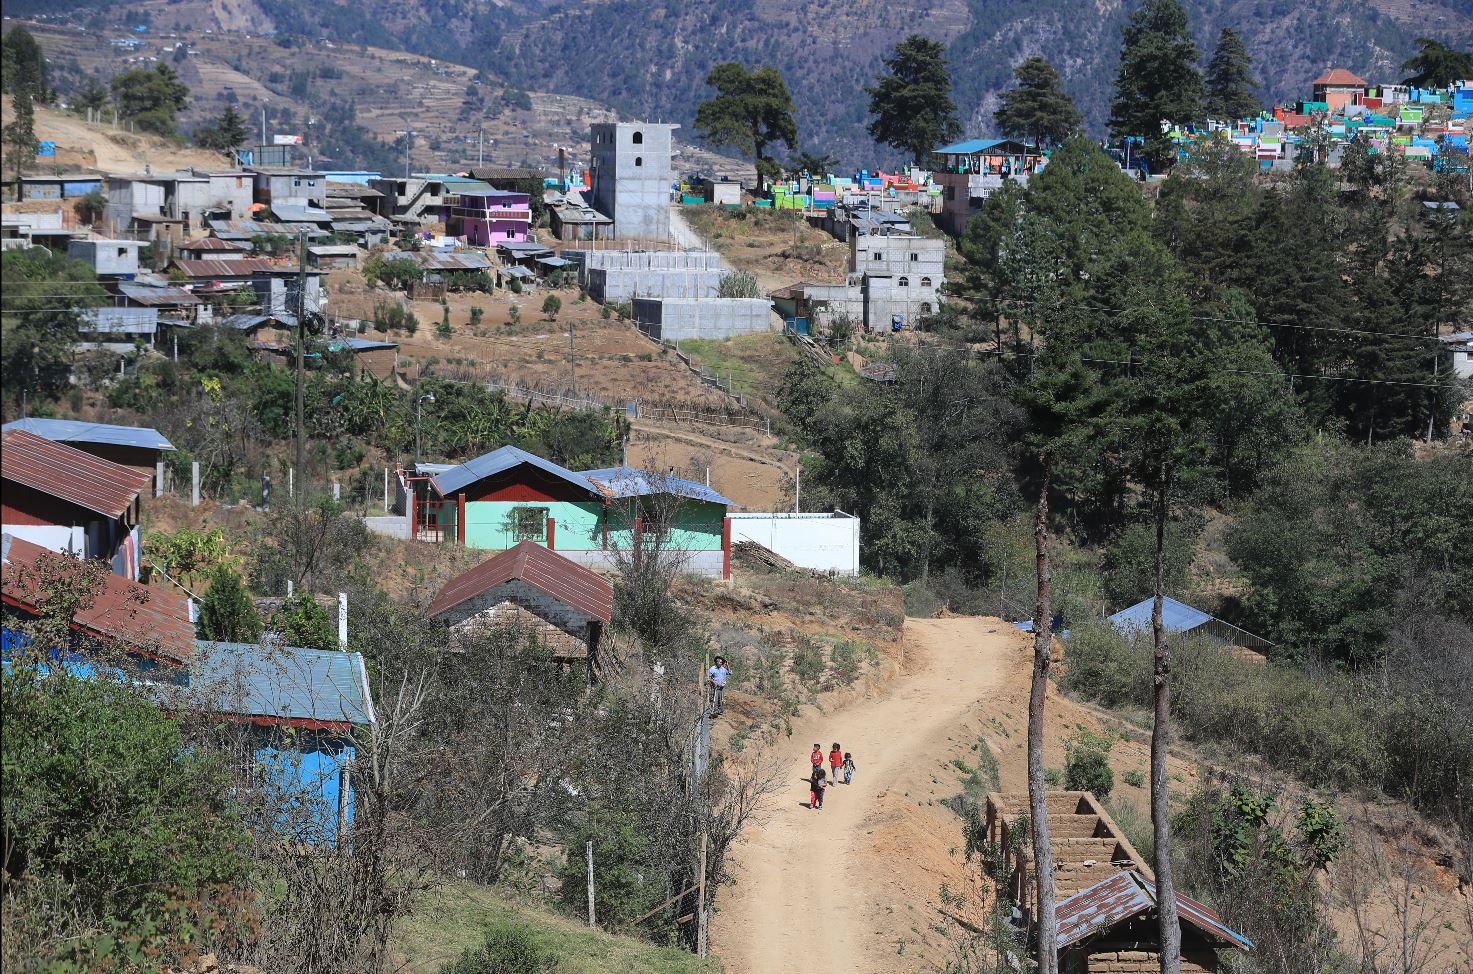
[931,138,1043,235]
[444,188,532,244]
[1311,69,1368,114]
[407,445,736,579]
[248,166,327,210]
[427,541,614,681]
[68,238,145,278]
[2,418,176,494]
[103,171,212,238]
[10,174,104,201]
[1,430,150,577]
[177,236,251,260]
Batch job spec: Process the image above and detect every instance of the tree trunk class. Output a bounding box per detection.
[1029,460,1059,974]
[1151,471,1181,974]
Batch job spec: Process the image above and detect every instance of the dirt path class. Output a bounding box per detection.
[713,617,1029,974]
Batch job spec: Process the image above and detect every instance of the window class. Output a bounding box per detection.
[117,247,128,258]
[635,156,643,167]
[294,178,302,187]
[509,506,548,542]
[920,276,932,287]
[910,252,919,261]
[898,277,909,287]
[632,130,643,144]
[872,252,882,261]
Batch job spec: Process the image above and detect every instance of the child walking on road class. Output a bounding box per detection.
[829,743,843,783]
[809,766,827,810]
[811,744,824,770]
[842,752,855,785]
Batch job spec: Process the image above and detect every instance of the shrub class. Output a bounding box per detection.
[437,927,555,974]
[197,564,262,643]
[829,639,877,685]
[903,582,942,619]
[272,593,335,650]
[791,637,825,686]
[1122,769,1144,788]
[469,306,484,326]
[1063,744,1114,798]
[541,294,561,319]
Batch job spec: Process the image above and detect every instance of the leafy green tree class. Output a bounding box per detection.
[865,35,962,166]
[541,294,561,320]
[993,57,1082,149]
[694,63,798,186]
[1156,133,1262,298]
[198,565,263,643]
[3,87,38,185]
[1,248,105,409]
[438,304,453,338]
[787,148,837,176]
[1401,37,1473,88]
[110,62,189,136]
[75,189,107,226]
[1108,0,1204,171]
[1,668,249,948]
[1,26,50,102]
[1203,27,1260,120]
[274,592,336,650]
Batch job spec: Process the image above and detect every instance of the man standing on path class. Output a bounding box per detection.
[708,655,731,716]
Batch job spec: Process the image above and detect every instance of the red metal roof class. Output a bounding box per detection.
[427,541,613,625]
[2,429,151,519]
[2,535,196,663]
[180,236,249,252]
[1312,68,1367,87]
[1056,870,1253,952]
[172,257,280,278]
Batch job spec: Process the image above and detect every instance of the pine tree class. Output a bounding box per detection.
[198,565,263,643]
[994,57,1082,149]
[3,88,38,187]
[694,63,798,187]
[865,35,962,166]
[1,26,50,103]
[1401,37,1473,88]
[1204,28,1260,121]
[1108,0,1204,172]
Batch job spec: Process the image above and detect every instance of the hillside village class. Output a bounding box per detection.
[3,6,1473,974]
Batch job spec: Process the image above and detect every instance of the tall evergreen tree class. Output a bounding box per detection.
[1156,133,1263,298]
[1203,28,1260,120]
[994,57,1082,149]
[866,35,962,166]
[1108,0,1204,172]
[196,104,248,154]
[110,62,190,137]
[3,89,38,188]
[694,63,798,186]
[1,26,50,103]
[198,565,263,643]
[1401,37,1473,88]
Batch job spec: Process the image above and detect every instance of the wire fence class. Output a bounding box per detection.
[151,462,397,515]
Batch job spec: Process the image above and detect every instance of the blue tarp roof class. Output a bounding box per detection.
[581,466,735,506]
[2,417,175,451]
[194,640,375,726]
[431,445,598,498]
[1108,595,1212,634]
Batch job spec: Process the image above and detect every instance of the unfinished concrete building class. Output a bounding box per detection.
[782,233,945,333]
[571,249,725,304]
[631,297,771,341]
[587,122,675,241]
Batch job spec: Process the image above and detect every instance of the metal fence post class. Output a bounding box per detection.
[155,460,164,498]
[191,462,200,507]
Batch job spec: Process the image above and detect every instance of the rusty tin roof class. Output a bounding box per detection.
[1056,870,1253,952]
[1,430,151,519]
[428,541,613,625]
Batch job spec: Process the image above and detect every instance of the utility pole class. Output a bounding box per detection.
[294,230,307,493]
[693,653,711,956]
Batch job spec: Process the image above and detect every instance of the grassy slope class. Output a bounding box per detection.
[393,882,721,974]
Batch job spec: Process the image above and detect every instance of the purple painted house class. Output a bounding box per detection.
[445,189,532,245]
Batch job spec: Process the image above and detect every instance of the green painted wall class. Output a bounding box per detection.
[604,500,726,553]
[464,500,605,550]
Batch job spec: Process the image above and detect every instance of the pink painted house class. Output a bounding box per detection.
[444,189,532,244]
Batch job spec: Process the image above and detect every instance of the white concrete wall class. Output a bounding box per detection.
[2,524,86,557]
[633,297,771,341]
[727,512,860,575]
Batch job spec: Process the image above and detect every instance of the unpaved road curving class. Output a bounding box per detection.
[713,617,1030,974]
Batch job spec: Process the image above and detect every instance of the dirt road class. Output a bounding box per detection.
[713,617,1030,974]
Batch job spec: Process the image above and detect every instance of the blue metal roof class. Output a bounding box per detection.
[935,138,1032,155]
[2,417,175,451]
[194,640,375,726]
[431,445,598,498]
[581,466,735,506]
[1108,596,1213,635]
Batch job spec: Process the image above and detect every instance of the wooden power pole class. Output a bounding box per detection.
[294,229,307,492]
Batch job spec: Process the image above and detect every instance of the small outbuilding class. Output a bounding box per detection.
[428,540,614,679]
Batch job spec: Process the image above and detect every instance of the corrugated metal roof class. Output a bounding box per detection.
[418,251,493,271]
[81,307,158,334]
[179,236,247,252]
[193,640,375,727]
[118,283,202,306]
[427,540,613,625]
[270,203,333,222]
[222,312,298,330]
[2,417,175,451]
[173,257,280,278]
[1106,596,1271,649]
[1,430,151,518]
[581,466,735,506]
[1057,870,1253,952]
[431,445,597,498]
[2,534,196,663]
[935,138,1033,155]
